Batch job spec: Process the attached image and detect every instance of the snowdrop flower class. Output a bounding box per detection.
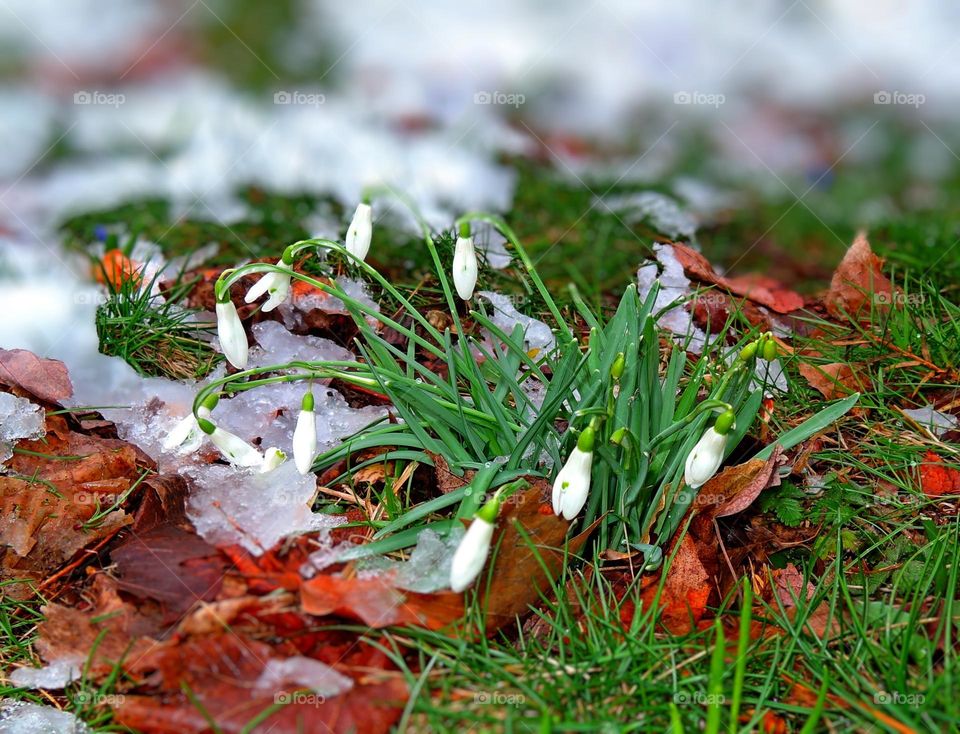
[452,225,478,300]
[198,418,263,468]
[552,426,596,520]
[345,201,373,262]
[162,395,218,454]
[684,410,735,489]
[244,257,293,312]
[292,391,317,475]
[215,297,248,369]
[450,496,500,593]
[260,447,287,473]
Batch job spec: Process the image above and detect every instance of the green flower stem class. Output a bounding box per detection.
[193,361,517,432]
[357,186,466,339]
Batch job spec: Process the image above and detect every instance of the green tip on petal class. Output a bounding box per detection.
[197,418,216,435]
[200,393,220,411]
[281,248,295,266]
[301,391,315,412]
[577,425,597,453]
[476,495,500,523]
[714,409,736,436]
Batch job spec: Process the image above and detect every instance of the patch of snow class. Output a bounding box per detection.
[277,277,381,331]
[8,657,83,690]
[302,526,465,594]
[602,192,697,242]
[636,244,708,354]
[0,393,45,467]
[477,291,555,354]
[751,358,789,396]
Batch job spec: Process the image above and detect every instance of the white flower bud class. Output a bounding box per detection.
[452,235,478,300]
[216,299,248,369]
[345,203,373,262]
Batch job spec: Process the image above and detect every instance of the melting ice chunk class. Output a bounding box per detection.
[249,321,353,368]
[184,460,344,555]
[602,191,697,241]
[0,393,45,467]
[0,700,91,734]
[255,656,353,698]
[477,291,555,354]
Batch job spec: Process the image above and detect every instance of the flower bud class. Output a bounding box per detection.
[215,298,248,369]
[449,496,499,592]
[345,202,373,262]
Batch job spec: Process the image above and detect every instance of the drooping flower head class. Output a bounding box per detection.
[244,253,294,312]
[292,391,317,475]
[552,425,596,521]
[198,417,263,468]
[452,222,478,301]
[684,409,735,489]
[215,296,248,369]
[449,495,500,593]
[345,201,373,262]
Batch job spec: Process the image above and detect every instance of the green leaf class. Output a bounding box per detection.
[754,393,860,461]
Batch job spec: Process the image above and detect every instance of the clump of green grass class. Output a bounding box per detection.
[95,267,221,380]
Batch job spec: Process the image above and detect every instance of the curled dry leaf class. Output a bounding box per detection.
[824,231,894,320]
[798,361,870,400]
[0,349,73,403]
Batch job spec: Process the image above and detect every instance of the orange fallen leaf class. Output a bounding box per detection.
[671,243,805,314]
[94,248,142,289]
[639,532,712,634]
[824,231,894,320]
[919,451,960,497]
[300,572,464,630]
[798,361,869,400]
